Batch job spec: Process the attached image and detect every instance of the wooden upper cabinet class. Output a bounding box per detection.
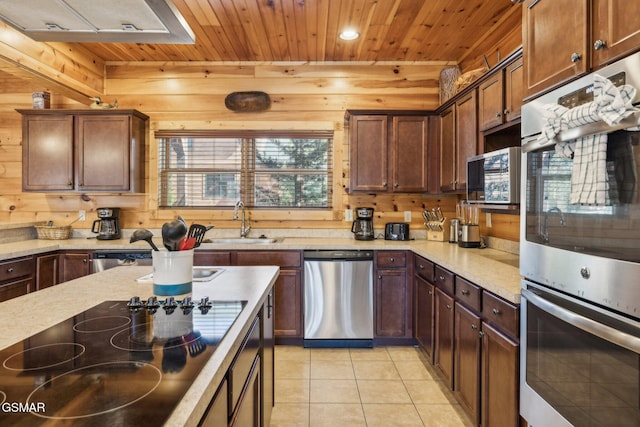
[439,106,456,192]
[20,109,148,192]
[349,115,388,192]
[591,0,640,68]
[349,113,429,193]
[523,0,589,98]
[479,57,524,132]
[455,90,477,192]
[22,115,74,191]
[504,57,524,122]
[390,116,428,192]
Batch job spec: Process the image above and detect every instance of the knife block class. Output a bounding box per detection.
[426,218,450,242]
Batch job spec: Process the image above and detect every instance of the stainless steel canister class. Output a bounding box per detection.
[449,219,459,243]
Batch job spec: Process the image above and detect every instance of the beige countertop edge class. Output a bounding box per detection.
[0,265,279,427]
[0,237,522,304]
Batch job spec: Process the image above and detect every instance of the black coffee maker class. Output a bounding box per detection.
[351,207,375,240]
[91,207,121,240]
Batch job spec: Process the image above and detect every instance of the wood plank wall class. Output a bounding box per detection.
[0,17,521,242]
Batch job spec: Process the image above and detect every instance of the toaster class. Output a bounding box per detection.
[385,223,410,241]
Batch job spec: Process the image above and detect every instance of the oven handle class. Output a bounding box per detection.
[522,288,640,353]
[522,112,640,153]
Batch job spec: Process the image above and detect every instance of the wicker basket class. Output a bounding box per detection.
[35,225,72,240]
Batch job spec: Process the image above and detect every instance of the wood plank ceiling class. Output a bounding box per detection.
[79,0,518,63]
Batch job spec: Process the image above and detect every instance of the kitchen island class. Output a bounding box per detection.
[0,264,279,426]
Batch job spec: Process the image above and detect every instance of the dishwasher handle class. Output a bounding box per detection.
[303,250,373,261]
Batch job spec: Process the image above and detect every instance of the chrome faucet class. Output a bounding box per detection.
[233,200,252,238]
[542,207,566,243]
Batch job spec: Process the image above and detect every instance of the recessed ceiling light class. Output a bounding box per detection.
[339,29,359,41]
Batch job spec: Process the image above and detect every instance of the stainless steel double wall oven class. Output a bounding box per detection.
[520,52,640,426]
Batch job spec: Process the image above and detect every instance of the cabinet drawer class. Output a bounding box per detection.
[229,316,260,412]
[455,277,481,313]
[414,255,434,282]
[376,251,407,268]
[434,265,454,295]
[482,292,519,339]
[236,251,301,268]
[0,257,34,282]
[0,277,32,302]
[194,250,232,266]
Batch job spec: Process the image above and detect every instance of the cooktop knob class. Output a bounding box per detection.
[146,296,160,308]
[181,296,194,308]
[164,296,178,308]
[198,296,212,308]
[127,296,143,309]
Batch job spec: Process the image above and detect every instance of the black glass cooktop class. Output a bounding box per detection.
[0,298,246,426]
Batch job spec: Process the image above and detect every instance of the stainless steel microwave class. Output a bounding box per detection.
[466,147,521,204]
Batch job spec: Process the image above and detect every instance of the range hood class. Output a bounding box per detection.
[0,0,195,43]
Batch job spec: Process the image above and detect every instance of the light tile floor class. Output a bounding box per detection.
[270,346,473,427]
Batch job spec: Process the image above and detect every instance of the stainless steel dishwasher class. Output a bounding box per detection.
[303,250,374,348]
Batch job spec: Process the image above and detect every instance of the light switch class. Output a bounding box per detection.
[404,211,411,222]
[345,209,353,222]
[486,212,492,228]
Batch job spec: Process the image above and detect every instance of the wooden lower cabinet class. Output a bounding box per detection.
[36,252,60,290]
[273,270,303,339]
[0,256,35,302]
[454,302,481,425]
[481,321,519,427]
[230,355,261,427]
[59,251,91,282]
[434,287,455,389]
[414,275,435,361]
[199,379,228,426]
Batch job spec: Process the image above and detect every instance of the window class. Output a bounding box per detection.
[156,130,333,209]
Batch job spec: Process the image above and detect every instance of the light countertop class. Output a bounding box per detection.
[0,265,279,427]
[0,237,521,303]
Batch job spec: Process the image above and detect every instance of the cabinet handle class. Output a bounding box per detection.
[471,324,478,330]
[428,290,433,295]
[389,258,395,263]
[503,108,510,115]
[438,275,445,281]
[478,331,485,338]
[418,264,424,270]
[394,183,399,188]
[383,182,388,187]
[570,52,582,63]
[492,308,501,315]
[83,258,88,263]
[593,39,607,50]
[446,304,452,310]
[461,289,470,296]
[7,267,14,273]
[495,112,501,118]
[378,275,382,280]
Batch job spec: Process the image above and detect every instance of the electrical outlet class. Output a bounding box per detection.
[345,209,353,222]
[79,210,86,221]
[486,212,492,228]
[404,211,411,222]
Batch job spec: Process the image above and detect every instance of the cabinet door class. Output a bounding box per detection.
[454,302,481,425]
[230,356,261,427]
[375,269,408,337]
[478,73,504,131]
[455,90,477,192]
[414,275,435,362]
[434,287,454,389]
[262,291,274,427]
[592,0,640,68]
[199,379,229,427]
[273,270,303,338]
[391,116,428,192]
[22,115,74,191]
[439,106,456,192]
[427,115,441,193]
[481,322,519,427]
[36,253,59,291]
[349,115,388,192]
[523,0,588,98]
[59,252,91,283]
[504,57,524,123]
[76,115,131,191]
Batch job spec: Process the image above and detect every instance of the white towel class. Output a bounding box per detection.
[570,133,609,205]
